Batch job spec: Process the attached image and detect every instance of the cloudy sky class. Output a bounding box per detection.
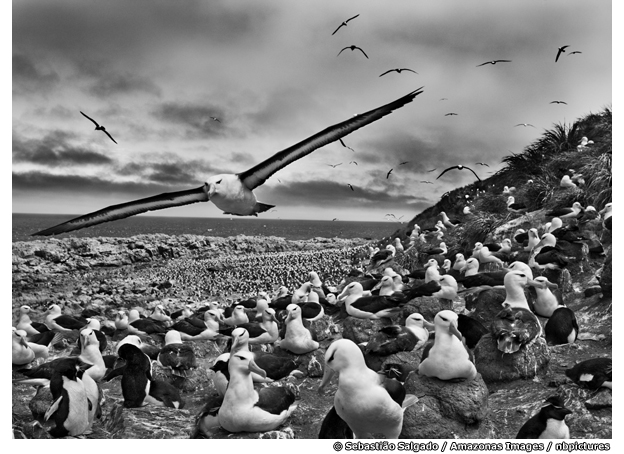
[12,0,613,222]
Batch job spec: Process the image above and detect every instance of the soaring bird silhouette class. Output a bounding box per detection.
[80,111,117,144]
[386,169,393,179]
[426,168,437,172]
[515,123,535,128]
[555,45,569,62]
[349,161,358,165]
[568,51,582,56]
[399,161,409,165]
[339,139,355,151]
[337,45,369,59]
[436,165,481,181]
[445,113,458,116]
[33,88,423,236]
[328,163,343,168]
[331,14,360,35]
[550,101,567,105]
[379,68,418,77]
[420,181,433,184]
[476,60,511,67]
[475,162,489,167]
[347,184,355,191]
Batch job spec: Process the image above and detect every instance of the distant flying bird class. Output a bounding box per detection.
[475,162,489,167]
[476,60,511,67]
[386,169,393,179]
[331,14,360,35]
[332,218,338,221]
[568,51,582,56]
[427,168,436,173]
[339,138,355,151]
[555,45,569,62]
[349,161,358,165]
[210,116,221,122]
[80,111,117,144]
[420,181,433,184]
[550,101,567,105]
[347,184,355,191]
[328,163,343,168]
[439,98,448,101]
[399,161,409,165]
[436,165,481,181]
[379,68,418,77]
[32,88,424,236]
[445,113,458,116]
[337,45,369,59]
[515,123,535,128]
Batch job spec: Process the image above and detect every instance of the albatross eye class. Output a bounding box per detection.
[216,179,222,184]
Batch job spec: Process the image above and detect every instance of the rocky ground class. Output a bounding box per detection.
[11,230,612,439]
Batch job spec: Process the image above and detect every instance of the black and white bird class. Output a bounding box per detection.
[337,45,369,58]
[436,165,481,181]
[34,89,423,236]
[331,14,360,35]
[476,59,511,66]
[555,45,569,62]
[80,111,117,144]
[516,396,572,439]
[379,68,418,77]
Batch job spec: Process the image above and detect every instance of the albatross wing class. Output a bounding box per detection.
[237,88,424,190]
[33,185,210,236]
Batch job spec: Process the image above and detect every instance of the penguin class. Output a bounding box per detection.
[145,379,186,409]
[565,357,611,390]
[44,357,91,438]
[277,304,319,354]
[118,343,152,408]
[190,392,224,438]
[217,351,297,433]
[418,310,477,381]
[318,339,417,439]
[516,396,572,439]
[545,307,579,345]
[157,330,197,378]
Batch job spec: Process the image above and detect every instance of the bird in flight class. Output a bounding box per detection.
[332,218,338,221]
[328,163,343,168]
[80,111,117,144]
[347,184,355,191]
[349,161,358,165]
[210,116,221,123]
[379,68,418,77]
[32,88,424,236]
[476,60,511,67]
[399,161,409,165]
[386,169,393,179]
[436,165,481,181]
[337,45,369,59]
[426,168,437,172]
[420,181,433,184]
[555,45,569,62]
[440,98,448,101]
[550,101,567,105]
[331,14,360,35]
[475,162,489,167]
[339,138,355,152]
[445,113,458,116]
[568,51,582,56]
[515,123,535,128]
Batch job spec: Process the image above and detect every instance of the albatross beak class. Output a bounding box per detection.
[248,358,267,379]
[448,322,464,342]
[527,279,547,290]
[423,320,436,330]
[318,366,335,394]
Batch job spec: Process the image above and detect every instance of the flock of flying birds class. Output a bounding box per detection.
[33,12,582,236]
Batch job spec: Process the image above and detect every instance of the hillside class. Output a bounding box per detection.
[383,106,611,251]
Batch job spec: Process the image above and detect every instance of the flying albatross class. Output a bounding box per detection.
[33,88,423,236]
[436,165,481,181]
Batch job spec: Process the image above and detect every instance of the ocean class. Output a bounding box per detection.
[12,213,402,243]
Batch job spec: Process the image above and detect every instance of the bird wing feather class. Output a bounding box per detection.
[238,88,423,190]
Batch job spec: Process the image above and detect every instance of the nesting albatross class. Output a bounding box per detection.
[33,89,423,236]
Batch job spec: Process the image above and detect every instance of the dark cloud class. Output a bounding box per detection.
[115,156,224,185]
[12,54,59,91]
[12,131,114,167]
[154,102,226,138]
[74,59,162,98]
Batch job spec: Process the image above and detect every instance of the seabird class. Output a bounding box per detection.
[568,51,582,56]
[349,161,358,165]
[337,45,369,59]
[427,168,436,172]
[210,116,221,122]
[516,396,572,439]
[379,68,418,77]
[476,60,511,66]
[399,161,409,165]
[34,88,423,236]
[545,202,583,219]
[339,138,355,151]
[550,101,567,105]
[565,358,611,390]
[475,162,489,167]
[386,168,393,179]
[328,163,343,168]
[80,111,117,144]
[331,14,360,35]
[420,181,433,184]
[507,196,527,214]
[515,123,535,128]
[445,112,458,116]
[347,184,355,191]
[555,45,569,62]
[436,165,481,181]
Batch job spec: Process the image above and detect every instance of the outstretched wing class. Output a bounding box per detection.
[436,166,459,180]
[345,14,360,23]
[32,185,210,236]
[356,47,369,58]
[379,69,395,77]
[80,111,99,127]
[337,47,349,56]
[103,130,118,144]
[238,88,424,190]
[331,23,345,35]
[476,61,491,67]
[463,165,482,181]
